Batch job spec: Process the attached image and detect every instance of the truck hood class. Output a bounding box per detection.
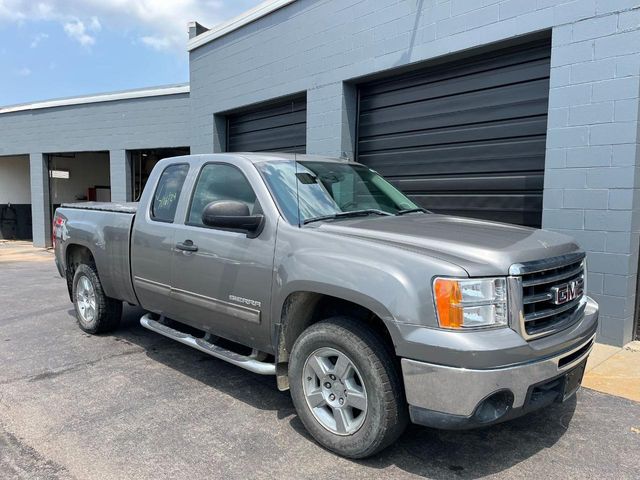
[316,214,580,277]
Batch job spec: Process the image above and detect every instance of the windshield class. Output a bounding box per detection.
[256,160,421,225]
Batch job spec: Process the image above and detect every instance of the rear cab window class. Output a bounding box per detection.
[151,163,189,223]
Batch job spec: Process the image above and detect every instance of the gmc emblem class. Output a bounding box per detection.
[551,277,584,305]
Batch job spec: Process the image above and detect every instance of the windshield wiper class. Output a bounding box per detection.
[303,209,392,225]
[396,207,429,216]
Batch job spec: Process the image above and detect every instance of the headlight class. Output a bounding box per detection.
[433,277,508,329]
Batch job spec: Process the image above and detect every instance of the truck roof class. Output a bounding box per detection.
[179,152,354,164]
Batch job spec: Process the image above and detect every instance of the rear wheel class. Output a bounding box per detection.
[72,264,122,334]
[289,316,408,458]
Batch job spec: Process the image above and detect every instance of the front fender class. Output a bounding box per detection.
[271,225,468,347]
[273,251,410,326]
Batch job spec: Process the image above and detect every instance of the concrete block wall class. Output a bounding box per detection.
[543,6,640,345]
[190,0,640,344]
[306,82,357,158]
[109,150,132,202]
[29,153,50,247]
[0,94,191,157]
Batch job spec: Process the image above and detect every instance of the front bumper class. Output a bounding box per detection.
[402,297,598,429]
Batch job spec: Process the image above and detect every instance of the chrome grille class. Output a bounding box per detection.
[513,253,586,339]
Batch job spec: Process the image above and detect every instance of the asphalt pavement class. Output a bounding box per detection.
[0,250,639,479]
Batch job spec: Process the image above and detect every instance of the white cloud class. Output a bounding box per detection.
[141,35,175,51]
[0,1,262,52]
[88,15,101,31]
[15,66,31,76]
[30,32,49,48]
[64,19,96,47]
[63,15,101,48]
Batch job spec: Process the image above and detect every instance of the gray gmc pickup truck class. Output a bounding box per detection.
[53,153,598,458]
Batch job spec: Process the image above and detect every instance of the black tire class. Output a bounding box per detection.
[288,316,408,458]
[72,263,122,334]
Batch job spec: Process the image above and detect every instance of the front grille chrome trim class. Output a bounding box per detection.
[524,295,583,323]
[513,252,586,341]
[521,263,584,287]
[523,292,553,305]
[509,251,585,276]
[524,301,586,340]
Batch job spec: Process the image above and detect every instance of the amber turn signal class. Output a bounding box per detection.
[433,278,463,328]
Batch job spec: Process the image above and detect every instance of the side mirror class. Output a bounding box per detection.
[201,200,264,238]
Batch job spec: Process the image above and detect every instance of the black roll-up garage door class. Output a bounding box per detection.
[226,95,307,153]
[357,38,551,227]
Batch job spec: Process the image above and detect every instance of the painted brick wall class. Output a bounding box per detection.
[543,6,640,345]
[190,0,640,345]
[0,94,191,156]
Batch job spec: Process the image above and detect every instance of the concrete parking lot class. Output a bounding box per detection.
[1,245,639,480]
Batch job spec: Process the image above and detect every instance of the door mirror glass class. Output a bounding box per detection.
[202,200,264,237]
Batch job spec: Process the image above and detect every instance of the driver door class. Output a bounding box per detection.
[169,162,275,352]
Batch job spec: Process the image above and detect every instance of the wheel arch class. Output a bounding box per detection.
[64,244,96,301]
[273,287,399,391]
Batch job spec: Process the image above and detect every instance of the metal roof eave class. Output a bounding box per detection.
[0,83,190,115]
[187,0,297,52]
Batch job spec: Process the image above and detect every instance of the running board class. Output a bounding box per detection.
[140,313,276,375]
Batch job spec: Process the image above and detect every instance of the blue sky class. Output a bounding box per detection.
[0,0,263,106]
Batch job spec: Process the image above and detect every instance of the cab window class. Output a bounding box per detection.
[188,163,258,227]
[150,164,189,223]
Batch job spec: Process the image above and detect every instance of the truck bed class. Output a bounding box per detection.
[61,201,138,214]
[55,203,138,306]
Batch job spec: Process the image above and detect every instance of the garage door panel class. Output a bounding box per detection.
[227,95,307,153]
[360,149,544,177]
[227,126,307,152]
[362,41,551,97]
[360,139,547,176]
[358,117,548,153]
[229,110,307,135]
[359,59,550,112]
[363,154,545,179]
[229,98,307,124]
[415,193,542,211]
[358,101,548,145]
[359,80,550,130]
[390,172,544,193]
[409,193,543,226]
[357,38,550,228]
[356,101,550,142]
[358,79,550,137]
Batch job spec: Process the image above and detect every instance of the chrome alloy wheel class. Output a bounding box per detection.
[76,276,97,324]
[302,347,368,435]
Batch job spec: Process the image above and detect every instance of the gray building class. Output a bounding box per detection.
[1,0,639,346]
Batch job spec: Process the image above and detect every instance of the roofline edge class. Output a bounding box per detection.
[0,84,190,115]
[187,0,297,52]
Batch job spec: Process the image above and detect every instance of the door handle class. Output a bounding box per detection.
[176,240,198,252]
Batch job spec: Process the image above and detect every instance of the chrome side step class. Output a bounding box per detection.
[140,313,276,375]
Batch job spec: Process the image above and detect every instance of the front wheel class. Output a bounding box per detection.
[72,263,122,334]
[288,317,408,458]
